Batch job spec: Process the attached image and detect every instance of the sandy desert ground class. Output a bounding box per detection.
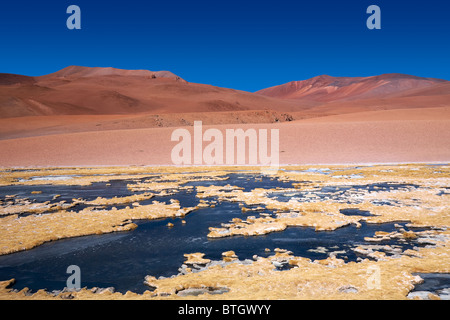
[0,164,449,300]
[0,67,449,167]
[0,106,449,167]
[0,67,449,301]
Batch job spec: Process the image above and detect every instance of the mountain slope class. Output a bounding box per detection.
[1,68,448,121]
[39,65,182,80]
[256,74,447,102]
[0,66,305,118]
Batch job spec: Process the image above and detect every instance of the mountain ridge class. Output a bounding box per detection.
[0,67,448,120]
[255,73,448,102]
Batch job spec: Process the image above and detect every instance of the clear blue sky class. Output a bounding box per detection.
[0,0,449,91]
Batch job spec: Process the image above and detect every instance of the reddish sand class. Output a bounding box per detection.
[0,111,297,140]
[0,66,305,118]
[298,106,450,123]
[0,67,449,167]
[256,74,447,102]
[0,107,449,167]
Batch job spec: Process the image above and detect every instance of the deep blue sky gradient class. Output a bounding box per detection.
[0,0,449,91]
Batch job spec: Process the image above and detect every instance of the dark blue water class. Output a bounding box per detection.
[339,208,373,216]
[0,178,140,212]
[266,182,418,204]
[412,273,450,292]
[409,273,450,299]
[0,173,425,294]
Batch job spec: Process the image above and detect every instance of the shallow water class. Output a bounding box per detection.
[0,173,427,294]
[0,215,421,293]
[265,182,418,204]
[408,273,450,299]
[412,273,450,292]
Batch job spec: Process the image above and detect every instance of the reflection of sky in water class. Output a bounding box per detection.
[0,173,431,294]
[410,273,450,293]
[266,182,418,205]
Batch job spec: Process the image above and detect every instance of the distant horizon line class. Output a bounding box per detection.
[2,64,449,92]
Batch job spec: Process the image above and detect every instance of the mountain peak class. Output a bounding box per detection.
[311,74,332,80]
[40,65,183,81]
[256,73,447,102]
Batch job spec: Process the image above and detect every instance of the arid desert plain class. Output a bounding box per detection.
[0,67,449,299]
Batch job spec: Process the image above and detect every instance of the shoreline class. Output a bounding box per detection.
[1,161,449,170]
[0,163,449,300]
[0,107,450,168]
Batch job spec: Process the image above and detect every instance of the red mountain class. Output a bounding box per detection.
[0,66,305,119]
[255,74,447,102]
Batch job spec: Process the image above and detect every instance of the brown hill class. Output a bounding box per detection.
[0,68,449,166]
[1,67,449,129]
[0,66,307,119]
[256,73,447,102]
[0,73,36,86]
[39,65,182,80]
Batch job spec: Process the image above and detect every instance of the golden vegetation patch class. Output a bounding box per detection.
[0,200,196,255]
[0,166,253,187]
[0,164,448,300]
[0,198,75,216]
[196,166,449,238]
[84,193,155,205]
[2,241,448,300]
